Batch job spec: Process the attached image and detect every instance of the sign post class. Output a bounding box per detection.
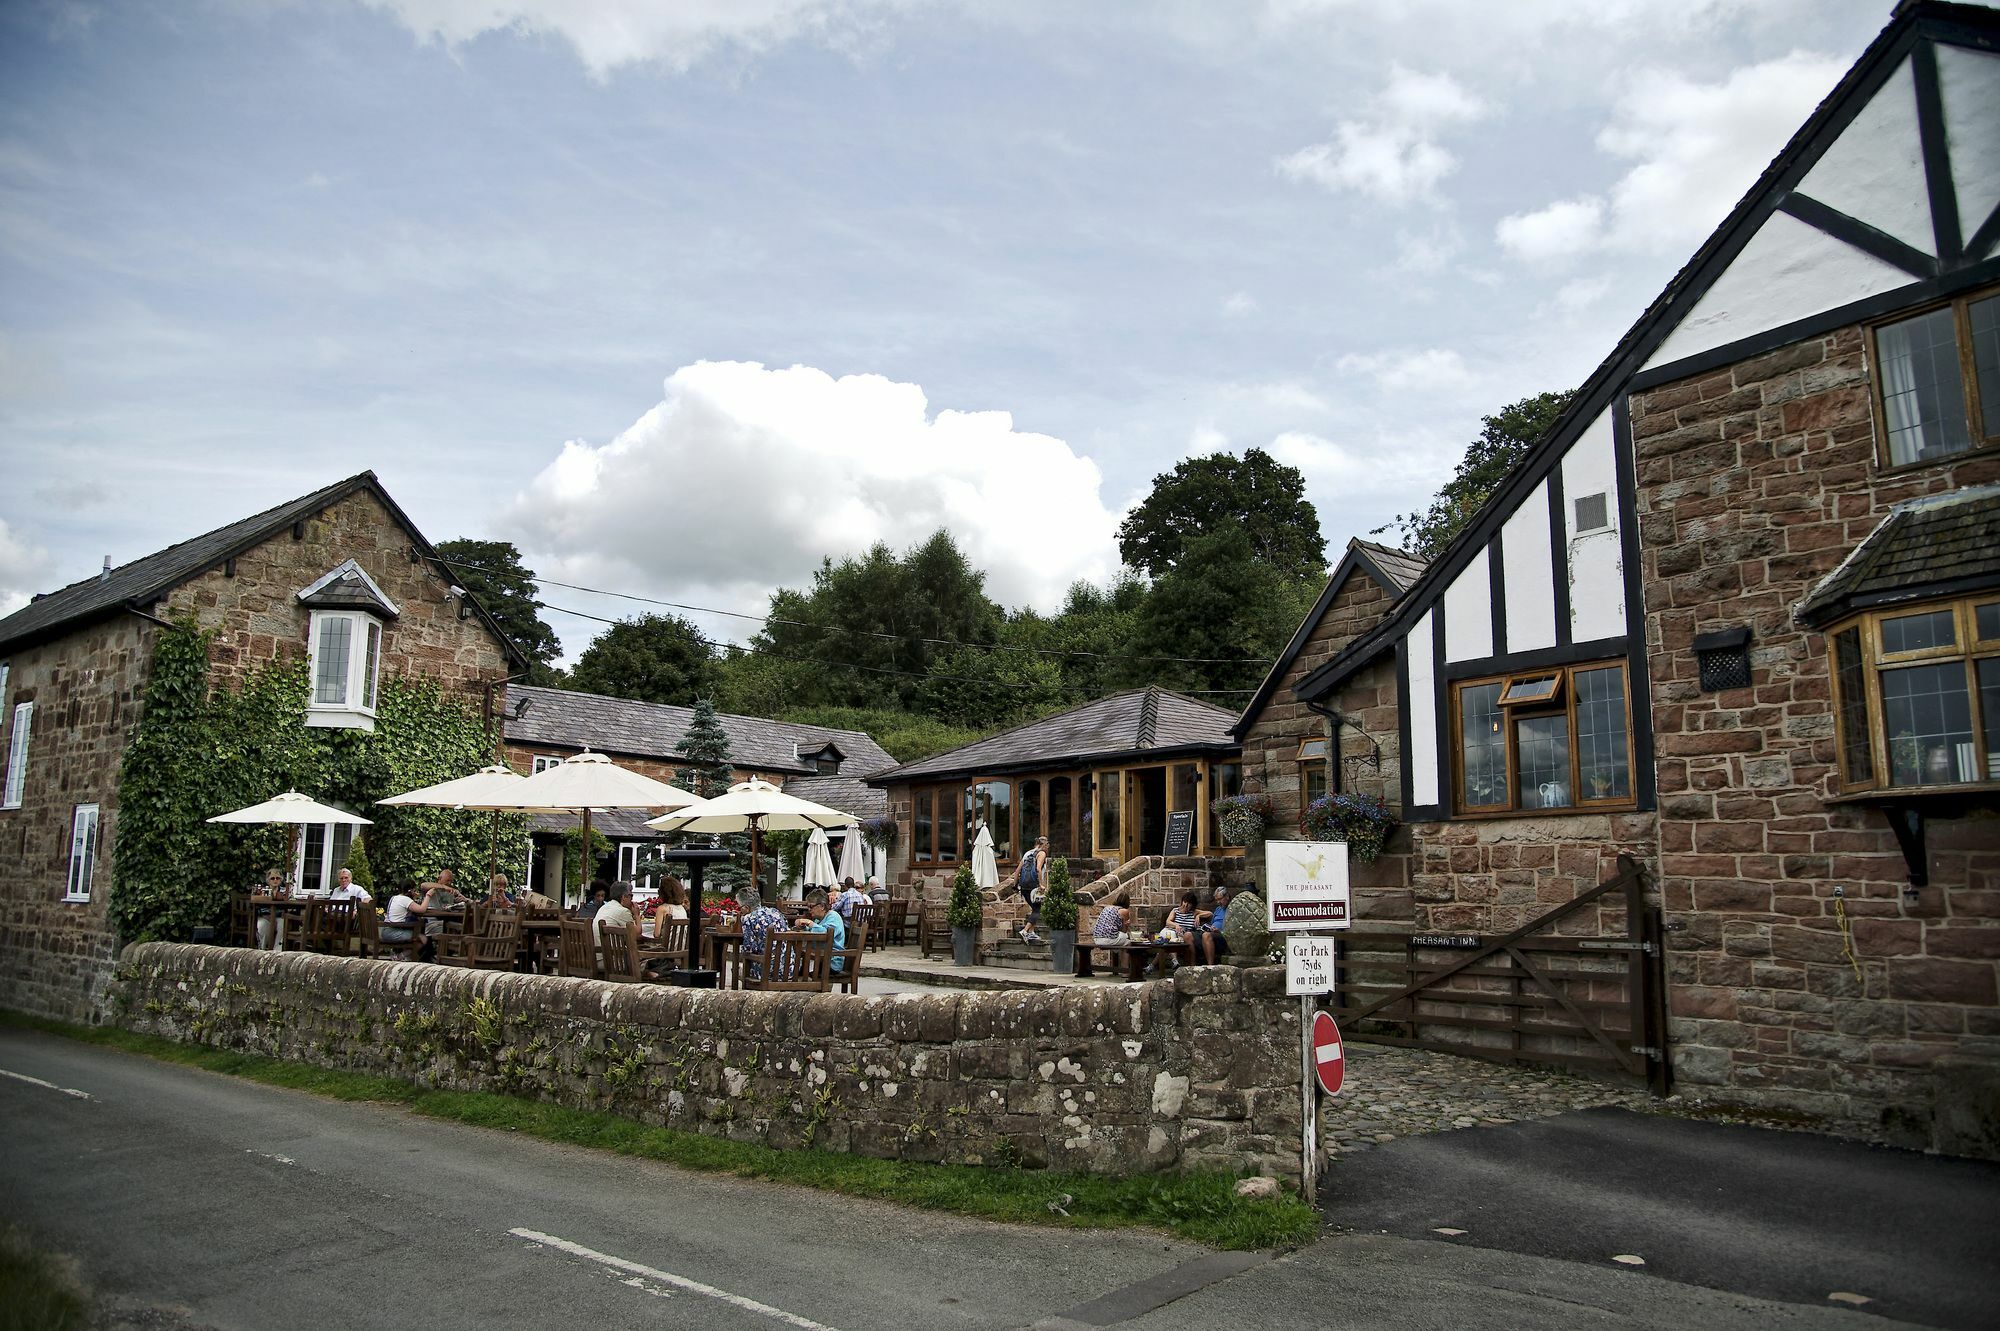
[1269,842,1350,1198]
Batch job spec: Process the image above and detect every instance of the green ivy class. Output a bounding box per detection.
[110,619,527,944]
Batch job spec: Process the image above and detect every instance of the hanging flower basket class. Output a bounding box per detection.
[859,815,899,850]
[1300,792,1399,863]
[1210,793,1275,847]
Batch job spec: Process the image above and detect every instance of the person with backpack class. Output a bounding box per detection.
[1017,835,1050,944]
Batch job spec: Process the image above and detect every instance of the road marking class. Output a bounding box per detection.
[0,1067,93,1100]
[510,1228,845,1331]
[246,1150,297,1166]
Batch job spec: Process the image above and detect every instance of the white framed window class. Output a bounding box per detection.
[65,803,100,902]
[306,610,383,730]
[0,661,9,707]
[531,754,562,774]
[616,842,642,883]
[3,700,31,809]
[294,821,357,894]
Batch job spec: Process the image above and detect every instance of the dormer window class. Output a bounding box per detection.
[805,744,843,776]
[298,560,398,732]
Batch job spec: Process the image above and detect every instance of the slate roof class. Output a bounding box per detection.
[1353,540,1427,593]
[869,686,1239,786]
[779,774,887,821]
[1796,485,2000,627]
[0,470,524,666]
[504,685,898,779]
[526,810,662,840]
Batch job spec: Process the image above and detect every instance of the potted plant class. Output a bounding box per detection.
[1039,857,1078,973]
[947,864,982,965]
[859,815,898,850]
[1211,793,1275,847]
[1299,792,1399,863]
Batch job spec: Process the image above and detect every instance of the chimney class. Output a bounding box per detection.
[100,556,112,582]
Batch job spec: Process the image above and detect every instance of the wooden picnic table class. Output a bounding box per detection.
[1074,938,1193,981]
[705,926,744,988]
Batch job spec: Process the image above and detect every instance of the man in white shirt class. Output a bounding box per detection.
[330,868,371,903]
[593,882,637,946]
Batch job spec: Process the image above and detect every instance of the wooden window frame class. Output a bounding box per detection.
[1829,594,2000,795]
[1866,283,2000,474]
[1449,660,1637,817]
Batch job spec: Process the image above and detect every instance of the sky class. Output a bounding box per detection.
[0,0,1906,660]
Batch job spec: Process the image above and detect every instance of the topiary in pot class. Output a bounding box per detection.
[1040,857,1078,973]
[947,863,982,965]
[343,836,375,897]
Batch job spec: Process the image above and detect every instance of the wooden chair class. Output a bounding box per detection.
[849,902,879,952]
[832,920,867,994]
[280,901,320,952]
[522,908,562,974]
[310,901,357,953]
[743,931,832,992]
[355,904,422,962]
[917,900,954,959]
[228,892,253,948]
[443,912,520,971]
[557,918,602,980]
[641,919,689,968]
[598,924,641,983]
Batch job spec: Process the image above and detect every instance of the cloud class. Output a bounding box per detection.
[1551,275,1612,314]
[505,361,1123,644]
[1277,65,1487,205]
[1220,291,1258,317]
[1336,347,1473,393]
[0,520,53,618]
[362,0,924,76]
[1496,50,1846,263]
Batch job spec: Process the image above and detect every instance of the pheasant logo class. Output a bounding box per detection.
[1297,850,1327,881]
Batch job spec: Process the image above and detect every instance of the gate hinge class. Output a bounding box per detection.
[1640,941,1659,957]
[1630,1045,1663,1061]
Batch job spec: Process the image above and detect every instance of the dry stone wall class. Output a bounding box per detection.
[114,943,1307,1182]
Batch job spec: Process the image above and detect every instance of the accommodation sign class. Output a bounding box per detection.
[1264,841,1351,931]
[1163,810,1194,858]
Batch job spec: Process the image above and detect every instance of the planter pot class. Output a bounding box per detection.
[1048,929,1077,974]
[952,925,978,966]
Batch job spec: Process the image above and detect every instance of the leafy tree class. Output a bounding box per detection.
[1116,448,1326,582]
[434,539,565,686]
[669,698,749,889]
[1119,522,1320,697]
[568,613,717,706]
[1376,388,1576,560]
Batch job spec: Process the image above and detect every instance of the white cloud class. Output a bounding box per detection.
[1220,291,1258,317]
[1496,51,1846,263]
[363,0,925,76]
[1336,347,1473,393]
[0,520,53,618]
[506,361,1122,643]
[1551,275,1612,314]
[1277,65,1487,205]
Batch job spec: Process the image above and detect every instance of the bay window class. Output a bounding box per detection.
[1452,661,1633,814]
[1830,595,2000,792]
[306,610,383,730]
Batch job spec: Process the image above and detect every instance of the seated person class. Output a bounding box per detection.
[1091,892,1130,947]
[593,882,637,949]
[329,868,372,903]
[1170,891,1203,938]
[1197,886,1232,965]
[796,897,848,974]
[254,869,288,950]
[421,872,468,938]
[736,889,788,981]
[577,883,611,919]
[833,877,870,921]
[483,873,516,910]
[381,882,425,945]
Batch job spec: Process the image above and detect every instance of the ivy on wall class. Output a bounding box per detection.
[110,620,527,944]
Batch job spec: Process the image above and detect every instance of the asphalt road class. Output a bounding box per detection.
[0,1027,1985,1331]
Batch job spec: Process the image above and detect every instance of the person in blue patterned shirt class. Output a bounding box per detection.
[736,889,788,982]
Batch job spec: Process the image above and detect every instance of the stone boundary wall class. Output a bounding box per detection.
[112,944,1306,1182]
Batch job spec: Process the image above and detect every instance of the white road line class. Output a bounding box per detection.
[0,1067,94,1100]
[511,1228,845,1331]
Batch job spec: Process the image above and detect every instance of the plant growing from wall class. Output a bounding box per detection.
[1039,857,1077,932]
[111,619,526,944]
[1299,792,1398,863]
[946,864,983,930]
[1210,793,1274,847]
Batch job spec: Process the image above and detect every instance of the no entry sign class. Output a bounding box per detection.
[1312,1010,1345,1096]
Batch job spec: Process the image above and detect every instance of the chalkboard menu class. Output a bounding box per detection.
[1164,810,1195,857]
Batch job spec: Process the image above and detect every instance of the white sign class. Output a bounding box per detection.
[1286,936,1336,996]
[1265,840,1351,931]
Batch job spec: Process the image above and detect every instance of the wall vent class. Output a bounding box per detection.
[1573,491,1610,533]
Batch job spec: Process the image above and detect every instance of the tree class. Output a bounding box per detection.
[568,613,716,706]
[1116,447,1326,582]
[1119,521,1320,697]
[668,698,749,891]
[1375,389,1576,560]
[434,539,565,686]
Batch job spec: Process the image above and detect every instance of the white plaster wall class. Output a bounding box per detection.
[1561,412,1626,643]
[1501,480,1558,653]
[1406,611,1440,808]
[1644,211,1915,370]
[1442,548,1493,663]
[1797,56,1931,255]
[1940,45,2000,253]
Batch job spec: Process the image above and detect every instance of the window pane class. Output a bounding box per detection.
[68,806,98,900]
[1516,713,1572,808]
[1877,307,1971,465]
[1972,294,2000,439]
[937,788,958,859]
[1303,763,1328,809]
[1297,737,1329,761]
[299,824,327,893]
[1834,628,1875,785]
[1459,683,1506,808]
[1048,777,1073,857]
[1977,603,2000,643]
[1574,666,1631,801]
[1881,608,1957,655]
[1205,761,1240,848]
[1019,779,1042,849]
[1171,764,1199,822]
[331,824,355,881]
[1499,674,1560,705]
[315,616,352,705]
[914,791,932,861]
[1882,661,1976,785]
[362,621,381,709]
[1980,659,2000,783]
[3,701,30,808]
[1097,771,1121,851]
[973,781,1012,859]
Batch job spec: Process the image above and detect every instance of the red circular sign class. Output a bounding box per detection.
[1312,1010,1345,1096]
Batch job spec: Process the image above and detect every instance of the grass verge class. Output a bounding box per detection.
[0,1225,92,1331]
[2,1011,1317,1251]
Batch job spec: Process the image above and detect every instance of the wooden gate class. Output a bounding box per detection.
[1330,856,1672,1094]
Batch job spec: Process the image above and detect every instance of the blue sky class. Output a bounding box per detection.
[0,0,1902,658]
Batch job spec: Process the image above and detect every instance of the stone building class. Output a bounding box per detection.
[500,684,894,896]
[0,472,522,1022]
[1243,1,2000,1150]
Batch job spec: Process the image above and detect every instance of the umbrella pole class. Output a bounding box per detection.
[751,819,761,896]
[488,810,499,879]
[583,808,594,892]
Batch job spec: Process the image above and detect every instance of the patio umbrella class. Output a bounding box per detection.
[971,822,999,889]
[375,764,528,876]
[646,778,853,887]
[836,823,865,884]
[482,752,700,896]
[208,791,372,884]
[803,827,838,889]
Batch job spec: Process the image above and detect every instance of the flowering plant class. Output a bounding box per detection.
[1210,793,1275,847]
[859,815,899,850]
[1300,792,1399,863]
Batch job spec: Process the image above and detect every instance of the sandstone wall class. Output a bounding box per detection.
[114,943,1307,1181]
